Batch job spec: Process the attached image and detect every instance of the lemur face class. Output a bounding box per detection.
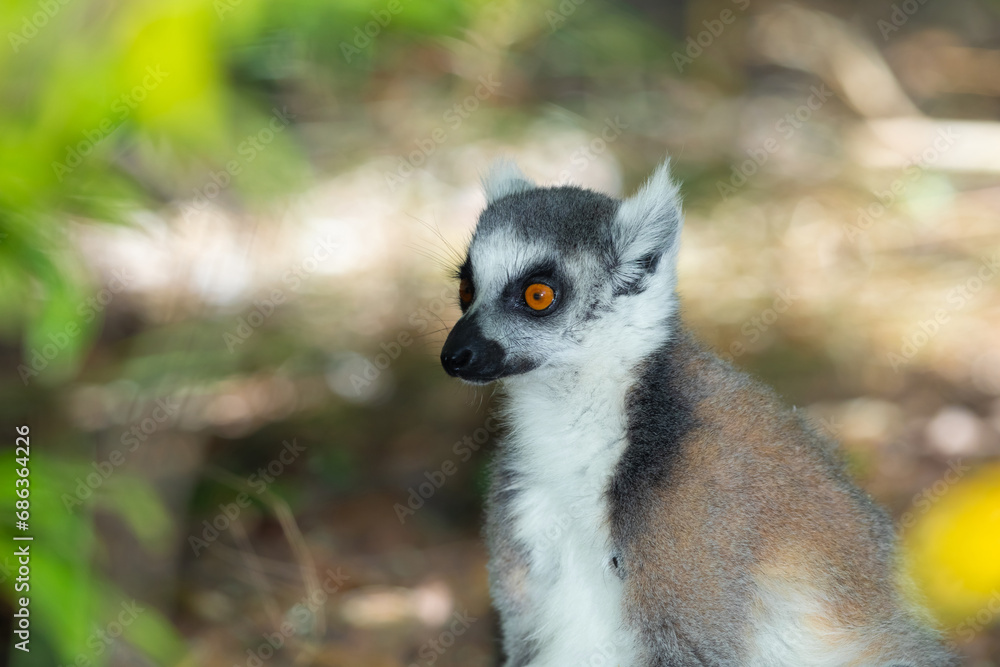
[441,187,619,383]
[441,161,684,384]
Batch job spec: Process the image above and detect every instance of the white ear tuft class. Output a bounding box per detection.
[482,159,535,203]
[611,159,684,292]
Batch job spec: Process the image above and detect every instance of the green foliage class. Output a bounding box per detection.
[0,449,183,666]
[0,0,483,659]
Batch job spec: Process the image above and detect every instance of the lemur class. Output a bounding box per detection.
[439,160,956,667]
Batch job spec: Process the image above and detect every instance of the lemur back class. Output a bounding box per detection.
[440,160,956,666]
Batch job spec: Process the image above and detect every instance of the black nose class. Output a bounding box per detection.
[442,347,475,375]
[440,316,507,382]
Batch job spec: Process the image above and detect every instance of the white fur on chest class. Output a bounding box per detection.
[500,367,641,666]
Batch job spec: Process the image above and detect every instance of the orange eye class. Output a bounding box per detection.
[524,283,554,311]
[459,278,474,306]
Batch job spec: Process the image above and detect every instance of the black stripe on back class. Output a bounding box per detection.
[608,318,698,547]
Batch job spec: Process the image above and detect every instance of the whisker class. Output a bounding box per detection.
[412,328,452,339]
[406,244,461,274]
[406,213,466,272]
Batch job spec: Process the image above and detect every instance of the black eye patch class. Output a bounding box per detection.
[456,259,474,312]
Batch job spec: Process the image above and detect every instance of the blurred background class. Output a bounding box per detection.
[1,0,999,664]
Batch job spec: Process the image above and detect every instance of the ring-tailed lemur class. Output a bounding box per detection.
[439,159,956,666]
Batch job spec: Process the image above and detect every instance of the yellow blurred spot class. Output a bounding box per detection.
[905,463,1000,627]
[116,1,224,143]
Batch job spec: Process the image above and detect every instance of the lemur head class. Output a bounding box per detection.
[440,159,684,384]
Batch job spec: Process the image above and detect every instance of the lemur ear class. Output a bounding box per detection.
[482,159,536,203]
[610,159,683,295]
